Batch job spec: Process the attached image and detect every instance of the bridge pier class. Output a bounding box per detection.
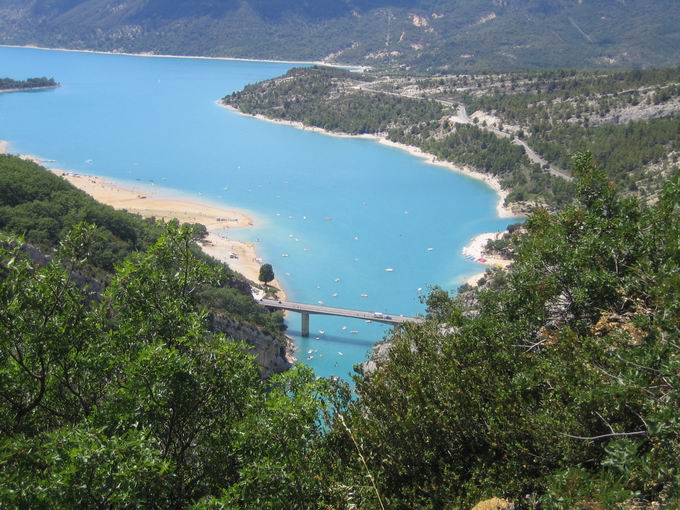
[301,312,310,337]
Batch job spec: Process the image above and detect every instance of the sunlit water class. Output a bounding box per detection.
[0,46,514,379]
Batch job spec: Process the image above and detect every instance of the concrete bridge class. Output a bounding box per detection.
[260,299,424,337]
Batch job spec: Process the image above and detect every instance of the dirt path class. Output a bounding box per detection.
[354,80,572,181]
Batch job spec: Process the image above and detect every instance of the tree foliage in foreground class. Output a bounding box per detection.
[0,223,336,508]
[0,154,679,508]
[339,154,680,509]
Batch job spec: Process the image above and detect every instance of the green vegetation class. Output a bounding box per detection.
[0,155,284,335]
[0,76,57,91]
[229,67,441,135]
[259,263,275,286]
[2,152,679,508]
[342,155,680,508]
[0,157,159,275]
[227,65,680,206]
[450,67,680,195]
[225,67,574,209]
[2,1,680,72]
[0,222,324,508]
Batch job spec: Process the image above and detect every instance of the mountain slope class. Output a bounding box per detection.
[0,0,679,71]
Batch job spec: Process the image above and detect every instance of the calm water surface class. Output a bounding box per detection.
[0,47,514,379]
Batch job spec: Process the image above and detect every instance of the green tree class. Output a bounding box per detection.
[259,263,275,287]
[337,155,680,508]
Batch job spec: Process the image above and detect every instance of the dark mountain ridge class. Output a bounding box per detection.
[1,0,679,71]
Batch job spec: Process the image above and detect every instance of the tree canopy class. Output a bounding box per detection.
[259,263,275,286]
[1,153,679,508]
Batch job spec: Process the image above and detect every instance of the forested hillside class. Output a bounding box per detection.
[0,155,287,365]
[225,67,575,209]
[1,0,679,71]
[2,153,679,508]
[409,67,680,196]
[225,65,680,208]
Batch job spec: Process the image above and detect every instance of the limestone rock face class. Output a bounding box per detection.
[361,341,392,376]
[209,314,291,378]
[471,497,514,510]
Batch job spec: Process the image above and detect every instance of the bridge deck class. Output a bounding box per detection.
[260,299,423,325]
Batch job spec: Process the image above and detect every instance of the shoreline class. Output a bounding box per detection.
[461,232,513,286]
[50,169,287,298]
[2,137,288,296]
[0,44,367,72]
[219,103,520,219]
[0,85,59,94]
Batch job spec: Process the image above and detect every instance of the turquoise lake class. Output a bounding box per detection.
[0,46,514,379]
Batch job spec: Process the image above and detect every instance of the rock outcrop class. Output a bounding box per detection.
[209,314,292,378]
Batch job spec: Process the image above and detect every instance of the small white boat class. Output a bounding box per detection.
[338,352,344,356]
[360,293,368,298]
[385,268,394,272]
[332,292,338,297]
[319,330,325,335]
[335,278,341,283]
[350,330,359,335]
[281,253,289,257]
[427,247,434,252]
[341,326,348,331]
[318,300,324,305]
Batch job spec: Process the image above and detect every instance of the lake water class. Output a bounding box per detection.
[0,46,514,379]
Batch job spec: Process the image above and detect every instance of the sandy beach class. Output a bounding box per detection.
[0,44,366,71]
[51,170,286,297]
[461,232,512,286]
[220,103,520,219]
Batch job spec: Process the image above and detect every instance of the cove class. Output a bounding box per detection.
[0,46,514,379]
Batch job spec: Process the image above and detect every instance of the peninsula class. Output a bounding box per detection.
[224,65,680,211]
[0,76,58,92]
